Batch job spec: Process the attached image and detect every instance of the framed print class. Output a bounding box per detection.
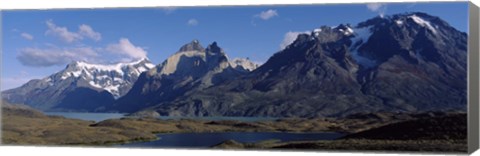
[1,1,479,154]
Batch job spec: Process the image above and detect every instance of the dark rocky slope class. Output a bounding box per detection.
[132,12,466,117]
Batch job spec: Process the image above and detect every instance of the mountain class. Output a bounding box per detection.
[229,58,260,72]
[2,59,155,112]
[111,40,244,112]
[129,12,467,117]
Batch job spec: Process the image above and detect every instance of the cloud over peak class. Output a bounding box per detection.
[280,31,309,50]
[106,38,148,61]
[366,3,387,17]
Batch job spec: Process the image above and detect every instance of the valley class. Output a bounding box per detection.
[1,101,466,152]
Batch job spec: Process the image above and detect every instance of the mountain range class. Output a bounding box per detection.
[2,59,155,111]
[2,12,467,117]
[111,40,253,112]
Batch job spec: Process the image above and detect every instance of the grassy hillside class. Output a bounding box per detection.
[2,101,157,145]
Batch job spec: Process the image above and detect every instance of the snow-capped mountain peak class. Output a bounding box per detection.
[282,12,456,71]
[2,58,156,111]
[57,58,155,98]
[63,58,154,80]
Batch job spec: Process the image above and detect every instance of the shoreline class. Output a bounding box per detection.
[1,103,467,152]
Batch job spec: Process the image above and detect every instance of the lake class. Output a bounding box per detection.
[120,132,344,148]
[43,112,344,148]
[44,112,126,122]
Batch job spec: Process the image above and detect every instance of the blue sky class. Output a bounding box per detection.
[1,2,469,90]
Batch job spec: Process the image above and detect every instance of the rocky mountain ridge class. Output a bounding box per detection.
[2,12,468,117]
[127,12,467,117]
[2,58,155,111]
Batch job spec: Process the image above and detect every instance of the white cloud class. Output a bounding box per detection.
[366,3,387,17]
[367,3,383,12]
[106,38,147,61]
[280,31,309,49]
[20,33,34,40]
[45,20,83,43]
[162,7,177,14]
[45,20,102,43]
[17,46,99,67]
[255,9,278,20]
[187,19,199,26]
[16,37,147,67]
[78,24,102,41]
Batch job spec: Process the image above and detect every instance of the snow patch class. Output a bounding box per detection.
[61,70,82,79]
[345,27,354,35]
[145,63,155,69]
[113,77,124,82]
[333,25,354,36]
[97,75,109,80]
[395,20,403,25]
[409,15,437,34]
[313,28,322,36]
[76,61,125,75]
[349,26,377,68]
[104,85,120,95]
[338,27,354,35]
[89,81,102,88]
[44,77,54,86]
[44,77,52,82]
[72,58,153,76]
[138,67,147,73]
